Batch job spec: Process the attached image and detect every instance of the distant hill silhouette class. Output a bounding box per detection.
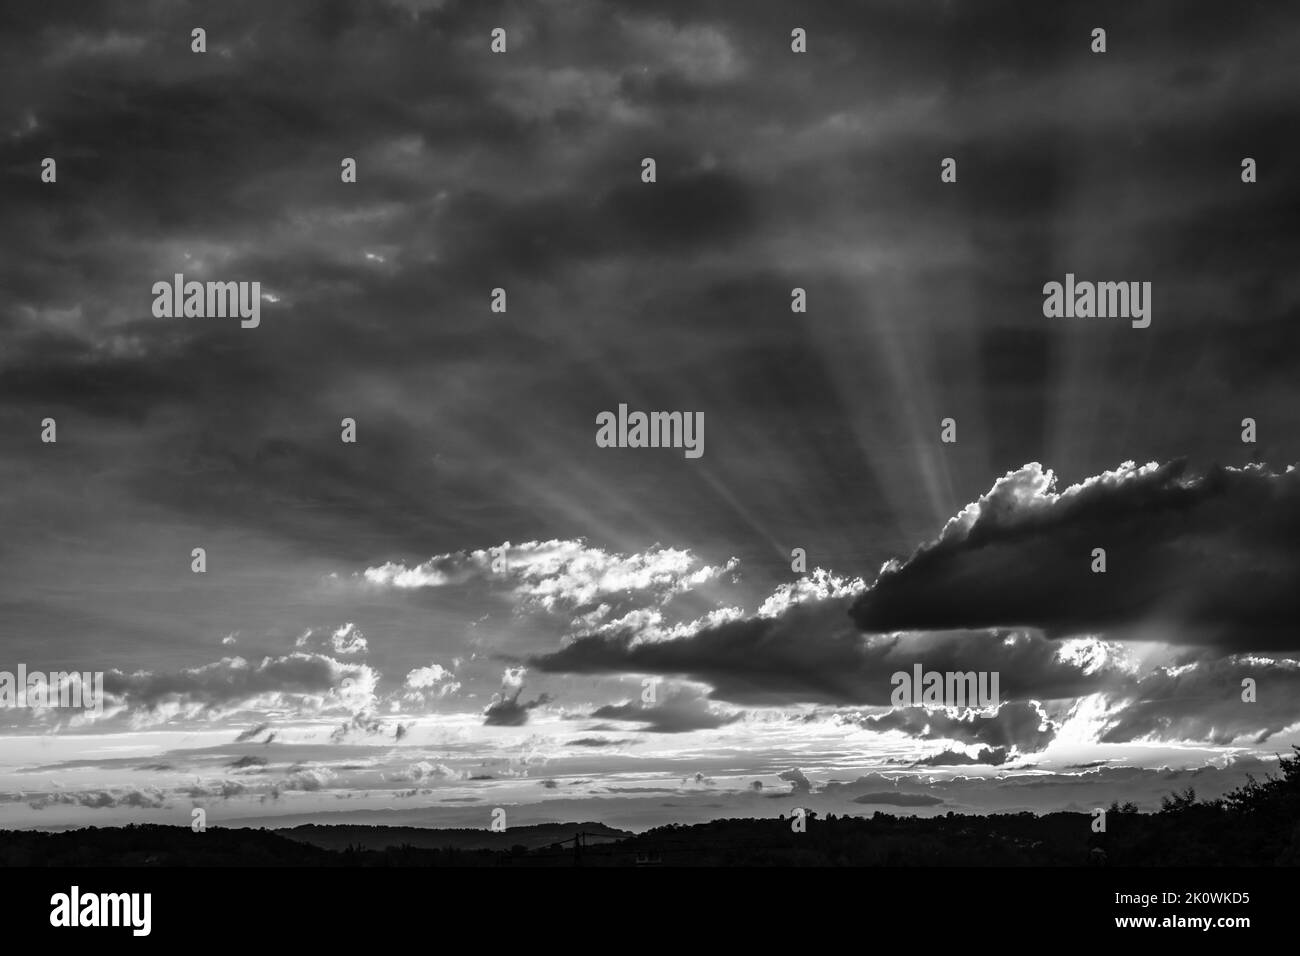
[280,821,630,852]
[3,748,1297,866]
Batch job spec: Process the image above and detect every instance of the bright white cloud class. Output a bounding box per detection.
[363,540,738,626]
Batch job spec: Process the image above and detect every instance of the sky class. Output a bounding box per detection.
[0,0,1298,832]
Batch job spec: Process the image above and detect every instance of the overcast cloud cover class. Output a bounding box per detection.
[0,0,1297,829]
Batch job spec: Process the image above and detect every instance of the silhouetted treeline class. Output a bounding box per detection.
[3,748,1297,866]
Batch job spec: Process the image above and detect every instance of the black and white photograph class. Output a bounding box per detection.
[1,0,1295,938]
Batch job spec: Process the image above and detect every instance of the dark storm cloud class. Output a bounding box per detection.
[588,686,742,733]
[2,0,1295,583]
[445,164,759,282]
[532,610,1123,707]
[533,456,1300,745]
[1,653,383,732]
[102,652,369,710]
[233,722,269,742]
[854,701,1058,755]
[851,792,944,807]
[482,687,552,726]
[329,712,389,742]
[1099,656,1300,746]
[566,737,633,747]
[778,768,812,794]
[912,746,1010,767]
[851,461,1300,648]
[0,0,598,563]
